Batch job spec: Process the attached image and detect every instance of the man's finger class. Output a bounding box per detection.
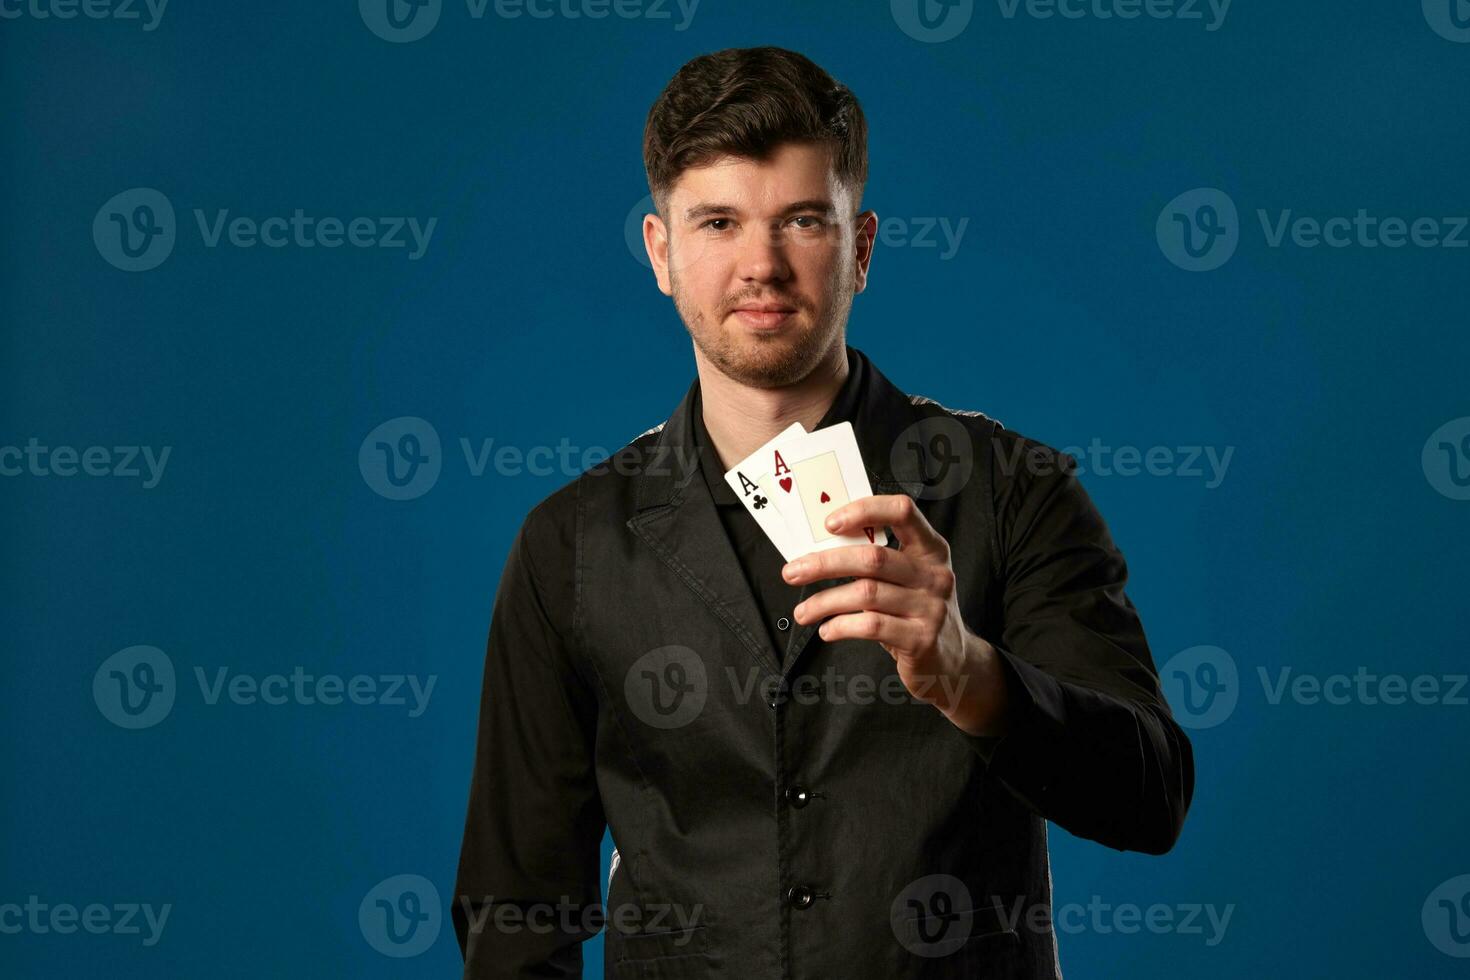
[824,493,947,560]
[783,542,927,588]
[817,609,927,651]
[793,579,936,626]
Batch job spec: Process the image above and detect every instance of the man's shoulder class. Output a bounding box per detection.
[903,393,1077,492]
[515,420,671,546]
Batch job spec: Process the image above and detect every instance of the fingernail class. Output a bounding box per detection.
[825,514,841,531]
[783,560,805,580]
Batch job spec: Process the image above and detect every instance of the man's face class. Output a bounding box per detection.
[644,141,877,389]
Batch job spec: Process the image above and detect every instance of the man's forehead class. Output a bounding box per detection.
[668,144,846,213]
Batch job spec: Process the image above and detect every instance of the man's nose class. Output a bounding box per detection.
[736,225,793,282]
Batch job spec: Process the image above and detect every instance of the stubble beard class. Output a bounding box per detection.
[670,260,852,390]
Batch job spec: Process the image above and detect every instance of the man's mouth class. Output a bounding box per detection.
[730,304,797,329]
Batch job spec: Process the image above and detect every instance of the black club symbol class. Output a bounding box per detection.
[753,494,769,510]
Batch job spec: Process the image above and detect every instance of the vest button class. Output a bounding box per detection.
[776,616,791,631]
[786,885,815,909]
[785,786,811,808]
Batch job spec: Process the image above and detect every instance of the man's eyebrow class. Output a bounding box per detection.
[681,199,838,223]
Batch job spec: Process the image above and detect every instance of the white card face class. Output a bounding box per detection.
[767,421,891,557]
[723,422,807,561]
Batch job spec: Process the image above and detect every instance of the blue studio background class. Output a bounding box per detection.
[3,1,1468,976]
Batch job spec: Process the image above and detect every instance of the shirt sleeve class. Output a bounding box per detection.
[452,495,607,976]
[962,435,1195,855]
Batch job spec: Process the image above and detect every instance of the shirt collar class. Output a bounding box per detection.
[693,345,868,507]
[634,344,946,514]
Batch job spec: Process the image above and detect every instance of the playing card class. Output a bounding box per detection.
[765,421,891,557]
[723,422,808,561]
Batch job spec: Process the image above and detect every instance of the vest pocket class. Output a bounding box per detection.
[609,922,714,979]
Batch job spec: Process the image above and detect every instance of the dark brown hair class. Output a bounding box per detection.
[643,47,868,219]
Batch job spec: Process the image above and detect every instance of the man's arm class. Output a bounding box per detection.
[964,436,1195,855]
[453,499,606,977]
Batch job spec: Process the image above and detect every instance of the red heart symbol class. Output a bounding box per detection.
[820,491,830,503]
[779,477,792,492]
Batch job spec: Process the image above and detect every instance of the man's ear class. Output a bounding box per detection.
[853,209,878,295]
[644,211,673,296]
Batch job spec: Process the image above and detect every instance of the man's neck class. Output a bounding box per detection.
[695,341,850,472]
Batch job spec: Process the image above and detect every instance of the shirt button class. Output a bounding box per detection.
[786,885,815,910]
[785,786,811,809]
[776,616,791,631]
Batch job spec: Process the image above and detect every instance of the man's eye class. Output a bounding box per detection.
[701,218,732,231]
[791,216,824,229]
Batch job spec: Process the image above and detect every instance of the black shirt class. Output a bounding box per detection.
[690,346,870,665]
[452,344,1195,978]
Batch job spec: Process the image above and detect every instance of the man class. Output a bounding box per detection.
[453,46,1193,978]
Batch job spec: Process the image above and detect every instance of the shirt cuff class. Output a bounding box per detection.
[958,644,1068,805]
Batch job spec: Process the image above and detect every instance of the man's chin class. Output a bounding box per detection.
[711,324,828,388]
